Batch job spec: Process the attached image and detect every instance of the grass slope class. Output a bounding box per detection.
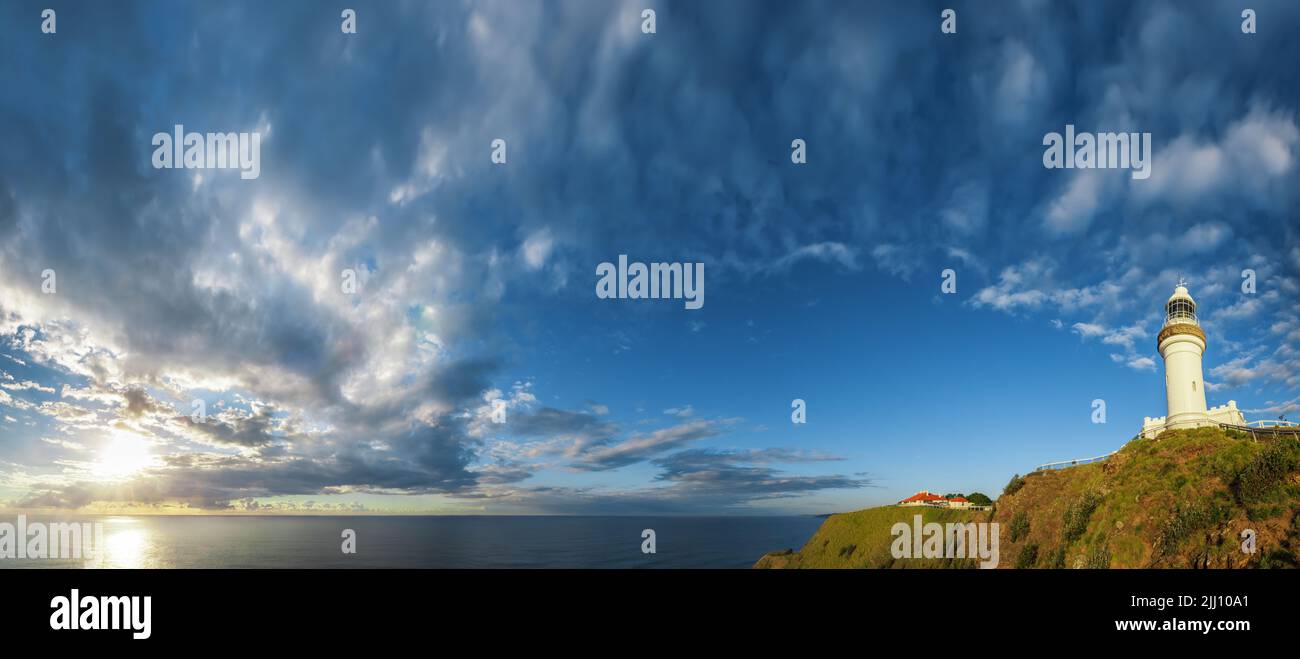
[756,427,1300,568]
[754,506,988,568]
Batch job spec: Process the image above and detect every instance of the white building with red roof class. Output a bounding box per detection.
[898,490,946,507]
[897,491,979,509]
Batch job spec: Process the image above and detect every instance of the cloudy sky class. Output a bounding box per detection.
[1,0,1297,515]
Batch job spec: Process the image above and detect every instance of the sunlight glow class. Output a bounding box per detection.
[94,431,156,479]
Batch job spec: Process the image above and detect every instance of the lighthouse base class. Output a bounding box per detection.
[1140,401,1247,439]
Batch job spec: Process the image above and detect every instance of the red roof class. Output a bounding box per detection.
[947,497,969,503]
[899,491,945,503]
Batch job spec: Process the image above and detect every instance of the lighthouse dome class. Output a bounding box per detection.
[1164,284,1198,326]
[1166,285,1194,304]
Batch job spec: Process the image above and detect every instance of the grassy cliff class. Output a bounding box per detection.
[756,427,1300,568]
[754,505,990,568]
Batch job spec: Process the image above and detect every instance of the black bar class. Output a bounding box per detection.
[3,568,1290,646]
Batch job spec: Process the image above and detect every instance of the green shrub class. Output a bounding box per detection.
[1233,438,1300,503]
[1003,474,1027,497]
[1062,490,1103,543]
[1156,502,1228,555]
[1008,511,1031,543]
[1044,545,1066,569]
[1246,505,1284,521]
[966,492,993,506]
[1084,542,1111,569]
[1015,542,1039,569]
[1260,548,1299,569]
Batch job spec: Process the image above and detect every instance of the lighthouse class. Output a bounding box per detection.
[1158,281,1209,427]
[1141,279,1246,438]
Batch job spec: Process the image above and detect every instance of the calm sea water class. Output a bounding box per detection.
[0,515,822,568]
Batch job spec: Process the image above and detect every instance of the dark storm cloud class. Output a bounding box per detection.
[122,388,159,418]
[177,407,279,448]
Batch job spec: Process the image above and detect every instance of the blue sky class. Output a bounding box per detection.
[0,0,1297,514]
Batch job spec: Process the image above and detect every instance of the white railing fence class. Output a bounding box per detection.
[1034,451,1118,472]
[1246,420,1298,428]
[1033,422,1298,474]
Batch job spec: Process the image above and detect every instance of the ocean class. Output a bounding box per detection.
[0,515,823,569]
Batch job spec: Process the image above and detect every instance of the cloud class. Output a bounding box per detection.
[122,388,160,418]
[1072,322,1107,339]
[989,41,1050,124]
[1075,320,1151,369]
[1173,222,1233,255]
[470,447,869,514]
[0,0,1297,514]
[1102,324,1146,352]
[1110,353,1157,372]
[179,405,283,449]
[507,407,619,456]
[663,405,694,418]
[1213,295,1264,322]
[870,244,922,280]
[770,242,861,272]
[651,448,867,499]
[939,182,989,236]
[1134,104,1299,205]
[1045,170,1106,236]
[1246,396,1300,418]
[520,229,555,270]
[1210,353,1298,389]
[572,419,732,471]
[969,259,1058,312]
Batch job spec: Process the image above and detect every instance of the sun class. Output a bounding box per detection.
[94,430,156,478]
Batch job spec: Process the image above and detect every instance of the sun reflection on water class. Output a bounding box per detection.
[98,519,155,568]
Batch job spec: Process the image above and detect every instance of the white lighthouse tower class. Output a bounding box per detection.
[1158,281,1209,427]
[1141,279,1245,438]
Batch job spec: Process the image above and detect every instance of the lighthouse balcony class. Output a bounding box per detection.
[1156,322,1206,348]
